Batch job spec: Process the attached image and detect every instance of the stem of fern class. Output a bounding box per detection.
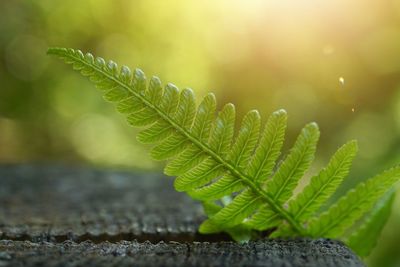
[50,48,307,236]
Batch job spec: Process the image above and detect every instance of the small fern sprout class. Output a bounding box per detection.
[48,47,400,257]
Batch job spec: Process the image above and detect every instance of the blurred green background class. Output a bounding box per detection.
[0,0,399,265]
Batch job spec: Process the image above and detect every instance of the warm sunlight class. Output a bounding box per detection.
[1,1,400,266]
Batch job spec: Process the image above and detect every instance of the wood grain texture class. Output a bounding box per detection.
[0,164,364,266]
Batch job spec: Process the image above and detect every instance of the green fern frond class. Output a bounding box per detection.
[48,47,400,254]
[243,122,320,230]
[289,140,358,222]
[201,201,253,242]
[347,190,395,257]
[307,166,400,238]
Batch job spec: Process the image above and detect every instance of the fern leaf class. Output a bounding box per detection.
[263,141,358,235]
[346,190,395,257]
[150,134,188,160]
[188,174,243,200]
[243,123,319,230]
[200,189,262,229]
[173,88,196,128]
[229,110,261,171]
[268,224,296,238]
[136,121,173,144]
[288,140,358,221]
[164,146,207,176]
[48,47,400,247]
[147,76,163,104]
[189,110,260,201]
[209,103,236,156]
[126,108,158,127]
[244,206,281,231]
[201,120,319,232]
[246,109,287,183]
[266,122,320,203]
[201,201,252,241]
[191,93,217,142]
[116,96,145,114]
[203,110,289,231]
[307,166,400,238]
[174,158,224,192]
[159,83,180,115]
[131,68,146,93]
[199,201,225,234]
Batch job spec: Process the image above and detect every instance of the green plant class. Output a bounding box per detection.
[48,47,400,256]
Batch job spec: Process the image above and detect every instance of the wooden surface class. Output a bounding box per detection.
[0,164,365,267]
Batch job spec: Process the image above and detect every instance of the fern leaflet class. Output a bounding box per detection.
[347,190,395,257]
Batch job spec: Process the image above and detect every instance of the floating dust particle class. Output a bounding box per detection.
[339,77,345,86]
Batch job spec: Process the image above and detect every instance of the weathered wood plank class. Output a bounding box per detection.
[0,164,213,242]
[0,164,365,266]
[0,239,363,267]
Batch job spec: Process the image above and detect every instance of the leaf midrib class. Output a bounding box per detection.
[65,51,306,235]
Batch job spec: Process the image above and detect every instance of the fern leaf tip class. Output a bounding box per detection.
[182,88,195,95]
[121,65,131,74]
[307,121,319,129]
[135,68,145,76]
[47,47,68,56]
[199,219,220,234]
[225,103,236,111]
[206,92,217,100]
[347,139,359,149]
[273,109,287,116]
[150,75,161,84]
[173,179,187,192]
[248,109,261,118]
[166,82,179,91]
